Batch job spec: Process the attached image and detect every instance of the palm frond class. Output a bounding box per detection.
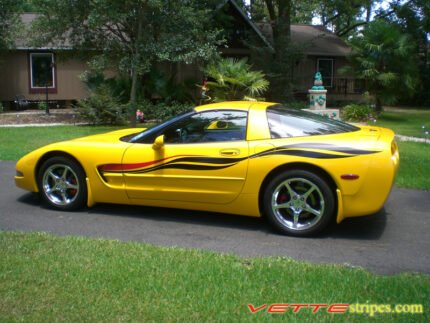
[203,58,269,102]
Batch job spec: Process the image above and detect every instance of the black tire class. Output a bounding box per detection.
[263,169,335,236]
[37,156,87,210]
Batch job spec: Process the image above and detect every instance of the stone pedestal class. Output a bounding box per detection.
[308,89,327,110]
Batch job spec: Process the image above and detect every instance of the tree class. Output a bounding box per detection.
[247,0,316,24]
[32,0,222,125]
[0,0,23,50]
[246,0,378,100]
[346,20,419,111]
[204,58,269,102]
[314,0,378,37]
[384,0,430,105]
[245,0,296,102]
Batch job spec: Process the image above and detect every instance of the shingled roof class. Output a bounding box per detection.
[290,24,351,57]
[256,23,351,57]
[15,13,72,50]
[16,6,351,57]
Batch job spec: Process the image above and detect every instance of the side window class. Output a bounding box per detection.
[163,110,247,144]
[29,52,57,93]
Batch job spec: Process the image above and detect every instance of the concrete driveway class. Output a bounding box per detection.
[1,160,429,275]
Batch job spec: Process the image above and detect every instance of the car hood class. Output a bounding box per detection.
[71,128,146,143]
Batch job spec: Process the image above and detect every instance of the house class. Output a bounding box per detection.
[0,13,89,110]
[289,24,363,102]
[0,0,361,110]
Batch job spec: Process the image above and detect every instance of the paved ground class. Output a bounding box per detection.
[1,160,429,275]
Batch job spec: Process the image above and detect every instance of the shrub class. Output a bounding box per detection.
[77,84,128,125]
[37,102,47,110]
[142,69,195,104]
[139,101,193,122]
[341,104,376,122]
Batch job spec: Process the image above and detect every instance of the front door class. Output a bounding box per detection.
[122,110,249,204]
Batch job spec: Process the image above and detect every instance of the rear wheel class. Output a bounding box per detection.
[38,156,87,210]
[263,169,335,236]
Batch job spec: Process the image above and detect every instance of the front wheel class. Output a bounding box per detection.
[263,169,335,236]
[37,156,87,210]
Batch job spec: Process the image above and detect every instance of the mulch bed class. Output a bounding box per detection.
[0,109,88,125]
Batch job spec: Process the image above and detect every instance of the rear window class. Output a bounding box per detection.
[267,105,359,138]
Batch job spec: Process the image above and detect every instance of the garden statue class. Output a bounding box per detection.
[309,71,327,110]
[312,72,325,90]
[304,71,340,120]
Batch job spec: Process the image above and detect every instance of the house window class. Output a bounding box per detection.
[29,53,57,93]
[317,58,334,88]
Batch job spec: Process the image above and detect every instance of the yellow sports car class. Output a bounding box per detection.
[15,101,399,236]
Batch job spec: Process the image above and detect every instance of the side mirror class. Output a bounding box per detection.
[152,135,165,150]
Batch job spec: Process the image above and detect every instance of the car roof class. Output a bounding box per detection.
[194,101,276,112]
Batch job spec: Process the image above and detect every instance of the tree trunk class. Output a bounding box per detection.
[129,11,144,127]
[375,96,383,113]
[129,65,138,127]
[264,0,293,102]
[365,1,372,23]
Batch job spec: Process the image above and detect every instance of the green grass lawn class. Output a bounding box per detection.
[0,125,125,160]
[373,108,430,138]
[0,231,428,322]
[397,141,430,190]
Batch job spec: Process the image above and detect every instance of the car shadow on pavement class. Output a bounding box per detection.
[93,204,387,240]
[17,192,41,206]
[323,208,387,240]
[17,192,387,240]
[90,202,271,233]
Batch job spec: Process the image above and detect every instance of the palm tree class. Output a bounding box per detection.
[345,20,419,112]
[203,58,269,102]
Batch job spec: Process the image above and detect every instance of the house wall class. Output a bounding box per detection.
[294,56,315,92]
[293,55,363,102]
[0,51,89,105]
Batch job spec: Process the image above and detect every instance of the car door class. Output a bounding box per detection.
[122,110,249,204]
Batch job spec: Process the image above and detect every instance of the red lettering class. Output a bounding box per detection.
[327,304,349,313]
[268,304,289,313]
[310,304,328,313]
[247,304,268,313]
[289,304,308,313]
[248,303,350,314]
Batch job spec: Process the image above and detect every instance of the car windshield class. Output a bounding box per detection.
[124,110,195,143]
[267,104,359,138]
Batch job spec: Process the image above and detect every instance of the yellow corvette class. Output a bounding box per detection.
[15,101,399,236]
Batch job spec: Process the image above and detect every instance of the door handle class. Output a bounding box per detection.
[220,149,240,156]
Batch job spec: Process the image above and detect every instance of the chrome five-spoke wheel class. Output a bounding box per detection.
[38,156,87,210]
[264,169,335,236]
[42,164,80,206]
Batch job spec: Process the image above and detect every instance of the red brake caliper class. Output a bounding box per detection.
[70,177,77,197]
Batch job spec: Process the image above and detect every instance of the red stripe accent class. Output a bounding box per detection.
[99,155,197,172]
